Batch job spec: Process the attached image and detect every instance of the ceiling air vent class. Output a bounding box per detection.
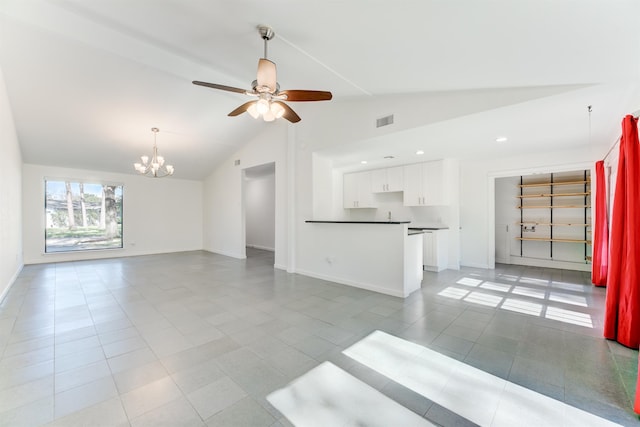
[376,114,394,128]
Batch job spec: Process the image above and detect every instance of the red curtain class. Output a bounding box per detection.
[604,114,640,350]
[591,160,608,286]
[604,115,640,347]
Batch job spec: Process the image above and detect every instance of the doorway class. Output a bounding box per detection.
[495,176,519,264]
[243,162,276,265]
[493,169,593,271]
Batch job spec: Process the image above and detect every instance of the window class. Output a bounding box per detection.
[45,180,123,253]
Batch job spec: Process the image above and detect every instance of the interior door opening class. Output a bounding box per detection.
[243,162,276,264]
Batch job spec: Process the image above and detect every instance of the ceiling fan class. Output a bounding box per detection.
[193,26,332,123]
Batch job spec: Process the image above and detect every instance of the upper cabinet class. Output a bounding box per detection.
[343,159,455,209]
[371,166,404,193]
[403,160,448,206]
[343,171,376,208]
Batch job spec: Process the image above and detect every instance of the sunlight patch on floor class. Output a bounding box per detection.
[438,287,468,300]
[464,291,502,307]
[267,361,435,427]
[512,286,546,299]
[549,291,588,307]
[457,277,483,287]
[502,298,543,316]
[519,277,551,286]
[546,306,593,328]
[343,331,620,427]
[551,281,585,292]
[480,281,512,292]
[438,276,594,328]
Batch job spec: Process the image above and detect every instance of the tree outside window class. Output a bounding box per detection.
[45,180,123,252]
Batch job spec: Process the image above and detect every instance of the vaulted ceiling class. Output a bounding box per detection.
[1,1,639,179]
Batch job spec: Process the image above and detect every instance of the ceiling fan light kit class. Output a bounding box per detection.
[248,99,285,121]
[193,26,332,123]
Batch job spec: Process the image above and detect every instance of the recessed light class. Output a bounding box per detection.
[416,150,425,155]
[361,160,368,164]
[495,137,508,143]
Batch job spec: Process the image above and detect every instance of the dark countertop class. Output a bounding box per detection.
[408,226,449,230]
[306,220,411,224]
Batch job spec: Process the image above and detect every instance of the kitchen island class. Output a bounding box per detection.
[300,221,423,298]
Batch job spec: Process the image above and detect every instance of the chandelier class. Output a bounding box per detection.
[134,127,174,177]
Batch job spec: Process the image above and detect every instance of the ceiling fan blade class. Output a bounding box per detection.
[280,90,333,102]
[228,101,256,117]
[193,81,247,94]
[273,101,301,123]
[256,59,277,93]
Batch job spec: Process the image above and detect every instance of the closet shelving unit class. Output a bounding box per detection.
[515,171,591,263]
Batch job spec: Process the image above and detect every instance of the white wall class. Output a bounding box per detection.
[312,153,337,220]
[203,122,288,268]
[0,65,23,299]
[22,164,203,264]
[604,141,618,229]
[245,168,275,251]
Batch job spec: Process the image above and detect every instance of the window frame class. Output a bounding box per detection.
[43,178,124,254]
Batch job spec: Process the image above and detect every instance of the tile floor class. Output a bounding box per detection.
[0,248,638,426]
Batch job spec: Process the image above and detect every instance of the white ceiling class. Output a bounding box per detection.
[1,1,639,179]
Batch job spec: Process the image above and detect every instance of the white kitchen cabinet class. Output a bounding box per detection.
[403,163,423,206]
[423,230,448,272]
[343,171,376,208]
[403,160,447,206]
[371,166,404,193]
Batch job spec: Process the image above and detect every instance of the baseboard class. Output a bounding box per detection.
[274,263,287,271]
[1,263,24,304]
[295,268,407,298]
[25,247,204,265]
[203,249,247,260]
[509,256,591,272]
[460,262,491,269]
[246,244,275,252]
[445,262,461,271]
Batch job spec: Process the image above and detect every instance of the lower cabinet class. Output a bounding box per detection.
[423,230,448,272]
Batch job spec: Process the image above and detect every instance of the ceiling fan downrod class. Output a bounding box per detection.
[259,26,275,59]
